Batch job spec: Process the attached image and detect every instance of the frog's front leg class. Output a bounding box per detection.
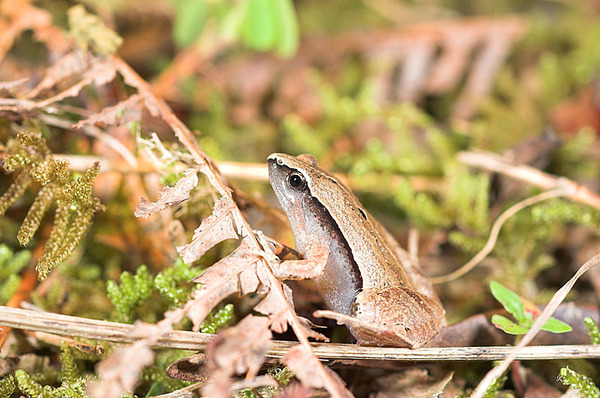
[269,239,328,280]
[316,287,444,348]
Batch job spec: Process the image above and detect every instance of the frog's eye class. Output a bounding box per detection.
[287,172,306,190]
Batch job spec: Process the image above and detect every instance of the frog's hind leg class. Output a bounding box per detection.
[349,287,444,348]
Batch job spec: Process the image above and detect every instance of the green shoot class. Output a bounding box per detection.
[489,281,572,335]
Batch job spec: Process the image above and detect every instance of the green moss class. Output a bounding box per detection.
[154,257,202,307]
[11,343,89,398]
[584,317,600,345]
[0,375,16,397]
[558,367,600,398]
[201,303,234,334]
[483,372,507,398]
[107,258,204,323]
[107,265,154,323]
[0,244,31,305]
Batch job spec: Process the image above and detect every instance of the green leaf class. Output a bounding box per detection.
[490,281,526,324]
[173,0,208,47]
[271,0,298,57]
[541,317,572,333]
[491,314,529,335]
[240,0,277,51]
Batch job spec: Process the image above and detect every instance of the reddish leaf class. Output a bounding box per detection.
[25,50,89,99]
[29,55,118,110]
[203,315,273,397]
[374,369,453,398]
[255,286,328,341]
[177,196,239,263]
[135,167,200,218]
[283,344,353,398]
[209,315,272,376]
[0,77,28,95]
[186,237,263,329]
[87,339,154,398]
[74,94,143,128]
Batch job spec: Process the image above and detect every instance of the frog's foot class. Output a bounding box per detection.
[314,309,421,348]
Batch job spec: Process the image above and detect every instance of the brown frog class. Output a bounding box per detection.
[267,153,445,348]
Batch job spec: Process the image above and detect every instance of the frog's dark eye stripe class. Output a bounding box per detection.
[358,208,367,220]
[287,172,306,190]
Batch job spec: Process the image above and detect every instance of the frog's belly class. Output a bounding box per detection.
[312,237,362,315]
[295,193,363,315]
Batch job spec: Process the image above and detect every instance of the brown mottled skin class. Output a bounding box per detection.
[268,153,445,348]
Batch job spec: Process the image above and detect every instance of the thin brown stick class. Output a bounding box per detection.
[431,189,568,284]
[3,306,600,363]
[458,150,600,211]
[471,253,600,398]
[24,330,105,356]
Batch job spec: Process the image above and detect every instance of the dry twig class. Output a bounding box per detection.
[2,306,600,363]
[458,150,600,210]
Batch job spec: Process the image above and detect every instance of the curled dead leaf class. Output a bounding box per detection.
[283,344,353,398]
[74,94,143,128]
[177,195,239,263]
[186,237,263,329]
[134,167,200,218]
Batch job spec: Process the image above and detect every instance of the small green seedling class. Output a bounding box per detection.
[490,281,572,335]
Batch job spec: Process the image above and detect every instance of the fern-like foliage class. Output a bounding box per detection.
[11,343,89,398]
[584,317,600,345]
[1,131,104,280]
[558,367,600,398]
[0,244,31,305]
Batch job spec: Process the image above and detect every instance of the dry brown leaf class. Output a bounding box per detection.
[0,77,28,95]
[229,375,279,392]
[24,50,89,99]
[522,368,562,398]
[208,315,272,377]
[202,315,273,397]
[255,286,328,341]
[283,344,353,398]
[186,237,263,329]
[32,56,118,110]
[88,309,187,398]
[279,383,312,398]
[374,369,453,398]
[74,94,143,128]
[177,196,239,263]
[166,352,208,382]
[0,0,69,62]
[135,167,200,218]
[169,16,525,124]
[87,339,154,398]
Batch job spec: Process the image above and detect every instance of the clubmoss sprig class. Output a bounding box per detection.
[1,131,104,280]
